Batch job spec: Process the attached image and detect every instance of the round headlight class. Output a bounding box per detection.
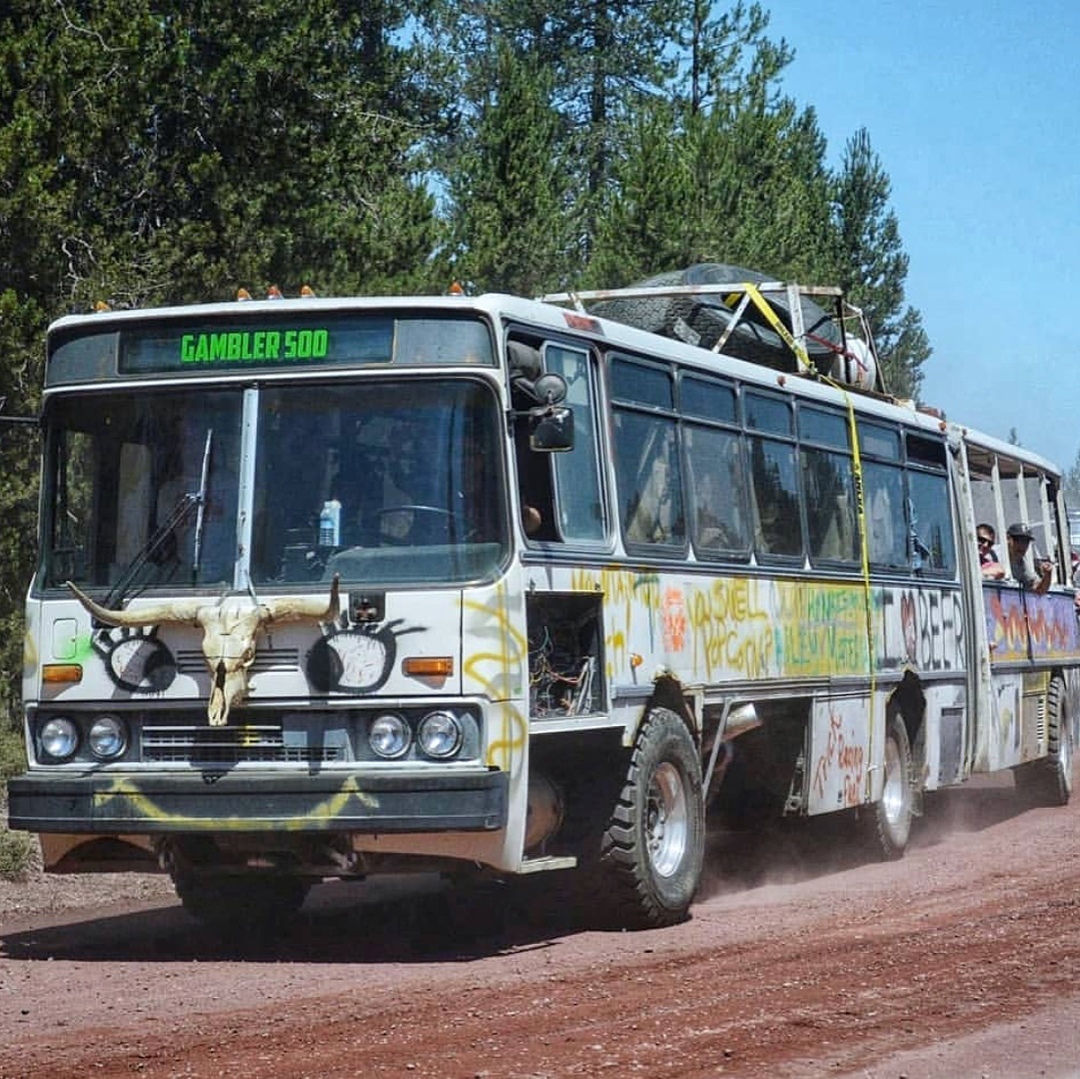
[40,716,79,761]
[369,712,411,759]
[417,710,463,759]
[89,715,128,760]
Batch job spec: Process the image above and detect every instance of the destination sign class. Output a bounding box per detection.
[179,328,329,364]
[45,312,495,385]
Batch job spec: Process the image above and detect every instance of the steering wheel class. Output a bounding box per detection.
[376,505,469,545]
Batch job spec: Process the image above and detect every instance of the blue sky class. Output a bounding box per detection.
[764,0,1080,472]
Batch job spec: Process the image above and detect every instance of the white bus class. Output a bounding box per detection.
[9,275,1080,930]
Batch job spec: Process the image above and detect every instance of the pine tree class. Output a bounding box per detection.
[444,45,576,295]
[830,128,930,398]
[0,0,444,703]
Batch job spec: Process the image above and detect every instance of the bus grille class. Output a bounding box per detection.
[141,724,343,764]
[174,647,301,675]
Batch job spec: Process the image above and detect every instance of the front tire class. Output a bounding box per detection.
[173,874,310,931]
[593,708,705,929]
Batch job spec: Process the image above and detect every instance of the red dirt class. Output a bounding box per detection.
[4,773,1080,1078]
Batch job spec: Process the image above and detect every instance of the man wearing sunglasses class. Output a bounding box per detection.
[977,523,1005,580]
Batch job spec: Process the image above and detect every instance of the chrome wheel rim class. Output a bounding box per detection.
[647,762,689,878]
[881,734,910,829]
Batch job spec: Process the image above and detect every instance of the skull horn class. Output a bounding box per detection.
[66,581,203,627]
[262,574,341,625]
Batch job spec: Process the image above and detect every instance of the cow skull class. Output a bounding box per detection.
[66,576,341,726]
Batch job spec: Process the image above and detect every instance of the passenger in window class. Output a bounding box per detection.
[522,504,542,536]
[977,523,1005,580]
[1006,522,1052,593]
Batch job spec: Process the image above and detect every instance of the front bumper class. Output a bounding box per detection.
[7,768,508,834]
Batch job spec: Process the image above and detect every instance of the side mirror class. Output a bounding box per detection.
[530,406,574,452]
[512,371,568,406]
[532,373,567,405]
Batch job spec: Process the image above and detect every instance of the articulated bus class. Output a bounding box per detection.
[9,275,1080,930]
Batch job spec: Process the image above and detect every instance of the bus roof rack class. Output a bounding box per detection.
[539,263,884,395]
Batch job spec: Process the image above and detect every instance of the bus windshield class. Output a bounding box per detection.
[251,379,507,586]
[42,377,508,593]
[44,389,242,593]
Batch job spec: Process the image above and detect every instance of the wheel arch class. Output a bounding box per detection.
[642,671,700,744]
[888,669,927,750]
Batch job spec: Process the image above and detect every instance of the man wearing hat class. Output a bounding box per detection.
[1006,523,1053,594]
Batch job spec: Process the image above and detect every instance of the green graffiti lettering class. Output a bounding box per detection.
[177,329,324,365]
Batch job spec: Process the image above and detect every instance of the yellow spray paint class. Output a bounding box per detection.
[463,583,528,772]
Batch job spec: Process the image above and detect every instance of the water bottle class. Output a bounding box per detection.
[319,499,341,546]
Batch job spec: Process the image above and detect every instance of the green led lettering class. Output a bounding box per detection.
[175,328,326,366]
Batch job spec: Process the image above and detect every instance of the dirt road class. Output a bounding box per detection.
[3,774,1080,1079]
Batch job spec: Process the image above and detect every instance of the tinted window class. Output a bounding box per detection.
[745,392,793,435]
[614,409,685,549]
[803,447,859,564]
[748,436,802,558]
[681,376,737,424]
[685,425,750,557]
[611,358,673,409]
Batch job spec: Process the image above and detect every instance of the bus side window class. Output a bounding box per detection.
[748,436,801,557]
[863,462,908,569]
[907,469,956,573]
[514,419,558,541]
[686,425,749,555]
[617,412,684,548]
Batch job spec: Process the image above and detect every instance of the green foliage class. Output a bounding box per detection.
[1063,448,1080,512]
[0,828,33,880]
[0,711,32,879]
[0,711,26,783]
[0,1,443,310]
[444,45,577,295]
[830,128,930,398]
[0,0,934,747]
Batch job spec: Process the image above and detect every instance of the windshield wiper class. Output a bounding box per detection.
[191,428,213,585]
[102,492,201,609]
[102,428,214,607]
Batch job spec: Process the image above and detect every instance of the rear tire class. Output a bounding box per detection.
[1015,675,1072,807]
[591,708,705,929]
[869,712,914,859]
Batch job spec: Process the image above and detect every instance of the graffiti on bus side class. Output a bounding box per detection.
[877,587,964,673]
[687,578,774,679]
[775,584,867,677]
[463,583,528,772]
[810,709,866,809]
[568,568,969,682]
[985,590,1080,662]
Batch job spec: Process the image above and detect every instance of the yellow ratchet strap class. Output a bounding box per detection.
[725,283,813,373]
[827,376,877,800]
